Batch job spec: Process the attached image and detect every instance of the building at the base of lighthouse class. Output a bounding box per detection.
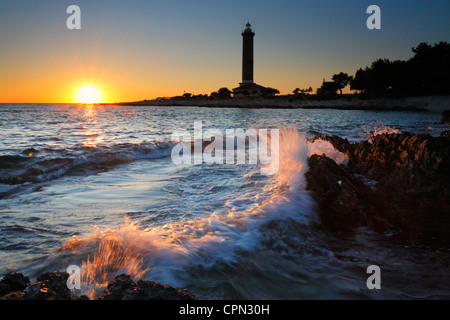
[233,23,272,98]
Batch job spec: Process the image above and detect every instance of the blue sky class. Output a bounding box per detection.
[0,0,449,102]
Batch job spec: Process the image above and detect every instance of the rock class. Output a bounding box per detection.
[72,295,90,300]
[440,130,450,138]
[0,271,197,300]
[441,110,450,124]
[305,154,369,233]
[307,132,450,244]
[0,291,28,300]
[21,147,39,155]
[123,280,197,300]
[308,134,354,156]
[0,272,30,297]
[98,274,197,300]
[24,271,71,300]
[98,274,135,300]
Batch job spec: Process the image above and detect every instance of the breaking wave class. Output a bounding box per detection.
[53,128,347,298]
[363,121,400,143]
[0,141,175,187]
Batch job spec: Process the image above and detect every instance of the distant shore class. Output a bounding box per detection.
[110,95,450,112]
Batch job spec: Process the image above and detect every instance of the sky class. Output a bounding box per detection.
[0,0,449,103]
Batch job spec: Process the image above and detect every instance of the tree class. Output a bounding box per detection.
[331,72,353,94]
[210,87,232,99]
[293,87,312,95]
[350,68,369,93]
[350,41,450,97]
[317,81,340,95]
[262,87,279,97]
[409,41,450,95]
[293,87,312,98]
[217,87,232,99]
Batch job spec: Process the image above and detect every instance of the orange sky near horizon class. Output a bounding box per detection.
[0,29,337,104]
[1,1,447,104]
[0,56,336,104]
[0,44,350,104]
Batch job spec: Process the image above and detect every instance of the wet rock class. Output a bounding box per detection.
[308,134,354,156]
[0,291,28,300]
[306,154,369,233]
[98,274,135,300]
[72,295,90,300]
[0,272,30,296]
[441,110,450,124]
[98,274,197,300]
[307,132,450,244]
[351,132,450,179]
[440,130,450,138]
[24,271,71,300]
[21,148,39,155]
[123,280,197,300]
[0,271,196,300]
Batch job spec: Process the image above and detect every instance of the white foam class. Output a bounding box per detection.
[58,128,348,295]
[307,139,348,165]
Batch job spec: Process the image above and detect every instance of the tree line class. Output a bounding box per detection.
[157,86,280,100]
[316,41,450,97]
[157,41,449,100]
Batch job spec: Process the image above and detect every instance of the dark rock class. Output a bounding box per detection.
[307,132,450,244]
[0,272,30,296]
[0,270,196,300]
[36,271,69,283]
[308,134,354,156]
[123,280,197,300]
[441,110,450,124]
[98,274,135,300]
[351,132,450,179]
[21,148,39,155]
[98,274,197,300]
[440,130,450,138]
[305,154,369,233]
[24,271,71,300]
[0,291,29,300]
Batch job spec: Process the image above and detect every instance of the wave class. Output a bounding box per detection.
[363,121,400,143]
[0,141,175,186]
[54,128,346,298]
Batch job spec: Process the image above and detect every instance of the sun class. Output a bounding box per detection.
[74,84,104,104]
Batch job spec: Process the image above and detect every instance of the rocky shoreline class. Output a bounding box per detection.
[0,272,197,300]
[1,115,449,300]
[111,95,450,112]
[306,129,450,245]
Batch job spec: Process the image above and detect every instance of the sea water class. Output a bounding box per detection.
[0,104,448,299]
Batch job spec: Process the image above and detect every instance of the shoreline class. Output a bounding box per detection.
[110,95,450,112]
[1,129,449,300]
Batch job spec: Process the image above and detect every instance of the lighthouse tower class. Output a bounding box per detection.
[241,22,255,85]
[232,22,268,97]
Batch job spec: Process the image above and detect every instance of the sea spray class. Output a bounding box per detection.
[363,121,400,143]
[56,128,348,298]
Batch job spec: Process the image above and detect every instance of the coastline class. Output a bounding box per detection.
[1,128,449,300]
[110,95,450,112]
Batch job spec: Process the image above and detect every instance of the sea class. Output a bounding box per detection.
[0,103,449,299]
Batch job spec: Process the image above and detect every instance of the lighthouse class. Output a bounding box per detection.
[233,22,269,97]
[241,22,255,84]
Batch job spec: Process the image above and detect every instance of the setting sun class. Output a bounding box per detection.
[74,84,104,104]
